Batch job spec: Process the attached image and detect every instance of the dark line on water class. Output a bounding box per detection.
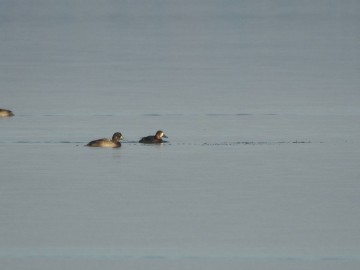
[0,251,357,262]
[202,141,313,146]
[1,141,322,146]
[11,141,86,144]
[207,113,253,116]
[143,113,161,116]
[4,113,280,118]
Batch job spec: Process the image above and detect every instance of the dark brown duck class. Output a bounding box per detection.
[139,130,168,144]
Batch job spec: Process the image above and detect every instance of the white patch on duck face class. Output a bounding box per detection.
[112,132,123,141]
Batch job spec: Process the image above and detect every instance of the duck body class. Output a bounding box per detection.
[139,130,168,144]
[0,109,14,117]
[86,132,123,148]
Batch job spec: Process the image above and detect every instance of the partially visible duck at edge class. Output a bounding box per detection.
[0,109,14,117]
[86,132,123,148]
[139,130,168,144]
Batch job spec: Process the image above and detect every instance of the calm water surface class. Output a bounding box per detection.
[1,1,360,269]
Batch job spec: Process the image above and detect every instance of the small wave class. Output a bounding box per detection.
[11,141,85,144]
[122,141,140,144]
[1,140,318,146]
[202,141,313,146]
[207,113,253,116]
[143,113,161,116]
[0,248,357,261]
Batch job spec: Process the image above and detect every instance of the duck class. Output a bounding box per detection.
[0,109,14,117]
[86,132,123,148]
[139,130,168,144]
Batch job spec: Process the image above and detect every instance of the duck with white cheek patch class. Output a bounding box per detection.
[139,130,168,144]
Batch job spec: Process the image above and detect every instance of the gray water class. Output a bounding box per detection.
[1,1,360,269]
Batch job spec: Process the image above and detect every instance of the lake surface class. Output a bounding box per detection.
[1,1,360,269]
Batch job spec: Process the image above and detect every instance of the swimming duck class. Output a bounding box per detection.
[0,109,14,117]
[86,132,123,148]
[139,130,168,144]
